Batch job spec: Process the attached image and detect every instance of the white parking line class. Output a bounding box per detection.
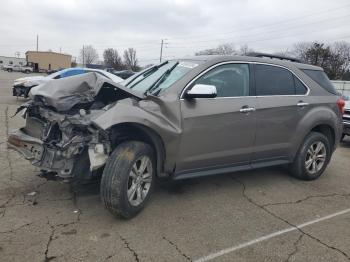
[194,208,350,262]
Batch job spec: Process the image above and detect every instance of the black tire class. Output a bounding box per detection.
[289,132,331,180]
[8,69,12,72]
[24,70,30,74]
[100,141,155,219]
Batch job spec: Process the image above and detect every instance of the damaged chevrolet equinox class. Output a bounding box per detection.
[8,54,344,219]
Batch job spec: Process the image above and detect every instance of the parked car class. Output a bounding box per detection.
[4,64,33,73]
[12,67,123,98]
[114,70,135,79]
[7,55,344,219]
[342,99,350,140]
[106,68,135,79]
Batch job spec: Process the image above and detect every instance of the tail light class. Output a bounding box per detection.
[337,98,345,114]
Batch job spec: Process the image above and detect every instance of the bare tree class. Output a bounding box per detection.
[292,41,350,79]
[103,48,124,70]
[329,41,350,80]
[238,44,254,55]
[195,43,237,56]
[79,45,99,65]
[291,42,312,62]
[123,48,139,71]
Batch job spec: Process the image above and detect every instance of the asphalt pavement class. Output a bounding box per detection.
[0,70,349,262]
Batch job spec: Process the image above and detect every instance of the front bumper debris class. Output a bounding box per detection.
[8,128,43,160]
[7,128,77,177]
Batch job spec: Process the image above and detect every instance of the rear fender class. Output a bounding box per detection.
[290,105,341,160]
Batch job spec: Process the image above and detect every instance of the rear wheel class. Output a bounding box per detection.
[100,141,155,219]
[289,132,331,180]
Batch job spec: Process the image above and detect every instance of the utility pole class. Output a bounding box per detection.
[159,39,168,63]
[36,35,39,51]
[60,47,62,53]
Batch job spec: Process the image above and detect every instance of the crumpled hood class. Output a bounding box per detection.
[16,76,46,82]
[29,72,144,111]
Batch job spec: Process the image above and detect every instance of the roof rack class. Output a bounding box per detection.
[246,52,301,63]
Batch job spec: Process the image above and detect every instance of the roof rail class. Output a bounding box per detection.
[246,52,301,63]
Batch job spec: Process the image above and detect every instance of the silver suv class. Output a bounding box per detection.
[8,54,344,218]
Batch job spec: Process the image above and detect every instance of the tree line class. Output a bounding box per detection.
[79,45,140,71]
[79,41,350,80]
[195,41,350,80]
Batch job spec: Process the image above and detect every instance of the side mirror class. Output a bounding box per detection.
[185,84,217,99]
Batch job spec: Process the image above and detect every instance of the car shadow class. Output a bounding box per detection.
[340,136,350,148]
[41,165,289,199]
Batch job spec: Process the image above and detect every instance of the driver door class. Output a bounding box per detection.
[177,63,257,172]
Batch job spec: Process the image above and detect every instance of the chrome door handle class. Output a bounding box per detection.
[240,107,256,113]
[297,102,309,107]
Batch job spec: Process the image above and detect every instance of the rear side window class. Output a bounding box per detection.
[255,65,295,95]
[302,69,337,94]
[255,65,308,96]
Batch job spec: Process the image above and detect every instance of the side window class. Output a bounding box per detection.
[60,69,85,78]
[193,63,250,97]
[294,76,308,95]
[255,65,295,96]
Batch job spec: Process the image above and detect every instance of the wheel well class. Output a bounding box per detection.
[311,124,335,150]
[109,123,166,177]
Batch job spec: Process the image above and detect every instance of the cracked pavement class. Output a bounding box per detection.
[1,71,350,261]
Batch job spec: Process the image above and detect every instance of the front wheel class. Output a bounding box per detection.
[100,141,155,219]
[289,132,331,180]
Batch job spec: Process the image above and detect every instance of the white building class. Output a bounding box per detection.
[0,56,27,69]
[331,80,350,98]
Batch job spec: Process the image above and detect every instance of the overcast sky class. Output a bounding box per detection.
[0,0,349,65]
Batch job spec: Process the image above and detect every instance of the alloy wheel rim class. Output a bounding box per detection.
[127,156,153,206]
[305,141,326,175]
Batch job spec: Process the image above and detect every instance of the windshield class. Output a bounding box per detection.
[122,60,199,95]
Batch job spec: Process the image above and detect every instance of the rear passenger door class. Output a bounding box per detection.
[252,64,309,164]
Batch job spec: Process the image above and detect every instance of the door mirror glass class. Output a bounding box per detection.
[185,84,217,99]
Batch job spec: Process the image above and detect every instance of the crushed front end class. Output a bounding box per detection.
[7,72,145,179]
[7,100,111,178]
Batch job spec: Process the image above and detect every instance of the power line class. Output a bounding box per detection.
[1,3,349,50]
[166,3,350,41]
[168,15,350,46]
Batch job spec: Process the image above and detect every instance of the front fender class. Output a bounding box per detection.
[92,98,181,172]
